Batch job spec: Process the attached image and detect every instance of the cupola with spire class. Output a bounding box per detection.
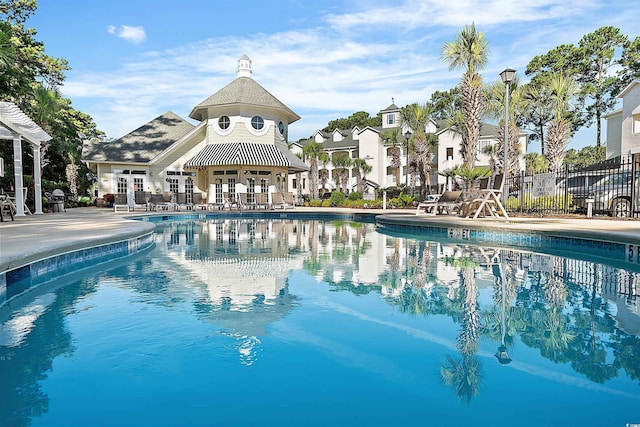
[237,54,253,78]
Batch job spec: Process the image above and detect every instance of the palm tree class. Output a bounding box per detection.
[331,154,352,193]
[0,23,15,68]
[524,152,549,174]
[453,165,491,194]
[381,127,404,187]
[302,141,323,199]
[352,158,372,194]
[485,76,524,179]
[545,73,578,173]
[403,103,437,197]
[440,354,483,403]
[441,23,489,169]
[481,143,499,178]
[32,84,62,170]
[319,152,330,195]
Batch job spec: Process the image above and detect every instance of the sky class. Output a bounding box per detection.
[27,0,639,152]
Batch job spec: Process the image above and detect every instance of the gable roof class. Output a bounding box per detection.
[82,111,194,164]
[618,79,640,98]
[189,76,300,123]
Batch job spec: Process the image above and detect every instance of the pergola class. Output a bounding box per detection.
[0,101,52,216]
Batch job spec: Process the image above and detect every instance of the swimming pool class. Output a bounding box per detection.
[1,217,639,426]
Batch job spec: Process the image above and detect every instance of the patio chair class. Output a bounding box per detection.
[113,193,129,212]
[0,194,16,222]
[415,190,462,215]
[460,174,509,219]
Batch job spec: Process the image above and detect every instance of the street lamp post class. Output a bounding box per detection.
[499,68,516,206]
[404,130,411,190]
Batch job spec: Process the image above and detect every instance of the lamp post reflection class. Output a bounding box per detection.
[495,249,512,365]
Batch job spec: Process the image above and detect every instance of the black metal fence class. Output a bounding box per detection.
[505,155,640,218]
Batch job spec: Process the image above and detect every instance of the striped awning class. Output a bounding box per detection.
[185,142,308,172]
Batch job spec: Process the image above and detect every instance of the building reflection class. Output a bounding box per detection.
[2,217,640,422]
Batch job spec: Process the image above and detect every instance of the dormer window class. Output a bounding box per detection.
[218,116,230,130]
[251,115,264,130]
[387,114,395,125]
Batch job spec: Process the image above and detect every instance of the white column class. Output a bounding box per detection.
[12,133,25,216]
[32,144,43,214]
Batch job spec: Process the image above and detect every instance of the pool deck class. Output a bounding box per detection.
[2,206,640,273]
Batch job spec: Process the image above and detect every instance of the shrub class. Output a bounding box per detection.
[329,191,346,207]
[344,199,366,208]
[398,194,414,206]
[321,200,331,207]
[348,191,363,201]
[309,199,323,207]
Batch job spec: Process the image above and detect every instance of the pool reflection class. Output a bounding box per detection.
[1,218,639,426]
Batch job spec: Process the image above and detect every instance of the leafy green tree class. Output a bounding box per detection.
[520,82,554,155]
[427,88,461,121]
[618,36,640,90]
[526,27,628,147]
[0,1,102,197]
[441,23,489,169]
[577,26,628,147]
[322,111,381,133]
[563,145,605,169]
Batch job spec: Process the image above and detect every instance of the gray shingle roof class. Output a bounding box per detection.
[380,103,399,112]
[185,142,308,172]
[82,111,194,163]
[189,77,300,123]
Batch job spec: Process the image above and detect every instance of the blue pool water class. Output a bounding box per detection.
[1,217,639,426]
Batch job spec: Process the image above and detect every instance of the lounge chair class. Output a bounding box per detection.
[238,193,258,210]
[223,192,238,210]
[133,191,151,211]
[256,192,270,209]
[415,190,462,215]
[176,192,193,211]
[283,192,295,209]
[193,193,208,210]
[149,193,171,211]
[272,192,294,209]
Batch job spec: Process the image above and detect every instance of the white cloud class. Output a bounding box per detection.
[106,25,146,44]
[64,1,636,149]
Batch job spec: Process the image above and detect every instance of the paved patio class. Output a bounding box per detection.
[2,206,640,274]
